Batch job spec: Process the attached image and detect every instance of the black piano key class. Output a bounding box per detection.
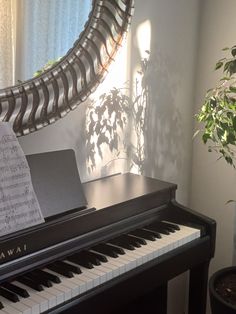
[0,301,3,309]
[141,228,162,239]
[29,271,53,287]
[120,234,142,248]
[17,276,44,292]
[127,234,147,245]
[129,229,156,241]
[56,261,81,274]
[146,223,170,235]
[88,250,108,263]
[33,269,61,284]
[47,263,74,278]
[92,243,119,258]
[2,282,29,298]
[158,221,176,233]
[161,221,180,231]
[108,237,135,250]
[106,243,125,255]
[0,286,20,303]
[67,253,94,269]
[78,251,101,266]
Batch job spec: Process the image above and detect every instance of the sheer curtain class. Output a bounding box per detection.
[0,0,91,87]
[0,0,16,89]
[16,0,91,82]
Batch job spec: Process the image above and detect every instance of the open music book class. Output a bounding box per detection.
[0,123,44,236]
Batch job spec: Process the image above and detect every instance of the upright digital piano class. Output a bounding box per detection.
[0,150,216,314]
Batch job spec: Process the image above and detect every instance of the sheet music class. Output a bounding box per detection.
[0,122,45,237]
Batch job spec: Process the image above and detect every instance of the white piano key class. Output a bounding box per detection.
[133,247,149,264]
[0,297,24,314]
[0,287,39,314]
[105,257,125,275]
[42,270,72,301]
[113,255,132,272]
[42,286,63,307]
[140,246,155,261]
[46,267,91,298]
[88,267,107,284]
[59,275,82,297]
[0,306,22,314]
[2,298,31,314]
[46,273,80,299]
[52,284,71,302]
[38,288,58,309]
[79,267,100,286]
[116,252,137,271]
[13,281,50,312]
[60,261,93,290]
[69,277,86,294]
[17,298,39,314]
[122,250,142,267]
[95,264,113,281]
[59,280,79,298]
[3,288,40,314]
[165,234,181,249]
[107,260,122,275]
[77,274,94,290]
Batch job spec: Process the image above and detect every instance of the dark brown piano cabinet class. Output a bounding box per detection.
[0,173,216,314]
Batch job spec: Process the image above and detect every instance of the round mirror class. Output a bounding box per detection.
[0,0,134,136]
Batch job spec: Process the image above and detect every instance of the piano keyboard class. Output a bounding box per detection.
[0,221,200,314]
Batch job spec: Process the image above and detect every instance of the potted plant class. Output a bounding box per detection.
[196,45,236,313]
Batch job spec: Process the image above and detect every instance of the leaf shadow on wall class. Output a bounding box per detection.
[142,47,183,182]
[85,51,153,177]
[85,49,183,181]
[85,87,132,177]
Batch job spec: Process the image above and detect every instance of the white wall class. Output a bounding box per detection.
[130,1,200,313]
[18,1,201,313]
[191,0,236,312]
[131,0,200,206]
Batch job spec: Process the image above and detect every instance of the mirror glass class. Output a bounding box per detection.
[0,0,92,89]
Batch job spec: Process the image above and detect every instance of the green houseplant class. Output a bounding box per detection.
[197,45,236,167]
[197,45,236,313]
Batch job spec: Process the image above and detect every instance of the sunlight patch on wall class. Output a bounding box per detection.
[136,19,151,58]
[127,20,152,175]
[93,41,129,98]
[85,41,130,179]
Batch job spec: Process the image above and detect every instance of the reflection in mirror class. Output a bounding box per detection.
[0,0,92,89]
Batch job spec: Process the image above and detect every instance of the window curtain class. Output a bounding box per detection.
[0,0,16,89]
[16,0,91,82]
[0,0,91,87]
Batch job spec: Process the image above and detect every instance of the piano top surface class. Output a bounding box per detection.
[0,172,179,268]
[83,173,177,211]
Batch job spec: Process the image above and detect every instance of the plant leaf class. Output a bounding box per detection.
[232,48,236,57]
[215,61,223,70]
[226,199,236,204]
[229,86,236,93]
